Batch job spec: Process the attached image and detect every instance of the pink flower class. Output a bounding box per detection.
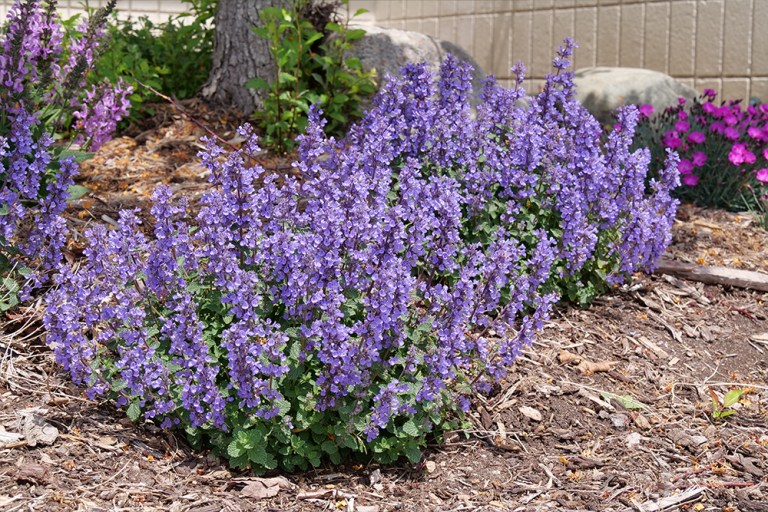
[703,89,717,97]
[724,114,738,126]
[717,106,731,118]
[745,150,756,164]
[678,111,689,121]
[678,159,693,174]
[675,120,691,132]
[756,169,768,183]
[638,104,655,117]
[663,130,683,149]
[748,126,763,139]
[724,127,740,140]
[729,142,754,165]
[682,174,699,186]
[763,148,768,160]
[678,98,687,105]
[686,131,705,144]
[702,102,717,114]
[710,121,725,134]
[691,151,707,167]
[760,104,768,114]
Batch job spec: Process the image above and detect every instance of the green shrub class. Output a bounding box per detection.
[247,0,376,152]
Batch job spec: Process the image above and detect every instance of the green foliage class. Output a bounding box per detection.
[710,387,745,420]
[89,0,216,126]
[248,0,376,152]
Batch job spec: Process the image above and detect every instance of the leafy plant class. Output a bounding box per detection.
[247,0,376,152]
[88,0,216,126]
[632,92,768,212]
[44,40,678,472]
[600,392,646,410]
[0,0,131,308]
[709,387,745,420]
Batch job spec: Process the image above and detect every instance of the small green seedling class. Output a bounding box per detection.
[709,387,745,420]
[600,391,646,410]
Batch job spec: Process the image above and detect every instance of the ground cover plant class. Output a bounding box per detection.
[82,0,216,126]
[43,39,680,473]
[248,0,376,152]
[632,92,768,227]
[0,0,131,309]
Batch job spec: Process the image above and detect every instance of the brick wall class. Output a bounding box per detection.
[2,0,765,102]
[348,0,768,102]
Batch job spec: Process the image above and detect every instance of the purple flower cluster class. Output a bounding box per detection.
[44,39,678,443]
[0,0,131,292]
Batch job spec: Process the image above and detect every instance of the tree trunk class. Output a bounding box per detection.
[202,0,279,115]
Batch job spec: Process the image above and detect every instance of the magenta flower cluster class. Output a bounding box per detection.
[0,0,131,289]
[44,40,678,457]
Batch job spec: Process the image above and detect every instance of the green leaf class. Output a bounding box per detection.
[126,402,142,422]
[0,204,10,216]
[346,29,366,41]
[403,441,421,464]
[401,420,420,437]
[600,392,646,410]
[245,77,271,90]
[353,8,369,17]
[250,26,270,39]
[320,440,338,454]
[57,150,95,163]
[228,440,245,458]
[722,389,745,408]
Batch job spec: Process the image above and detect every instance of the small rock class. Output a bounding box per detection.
[356,506,379,512]
[610,413,629,429]
[369,468,382,486]
[518,406,542,422]
[457,494,471,502]
[633,414,651,430]
[625,432,648,448]
[21,414,58,447]
[598,410,611,420]
[425,461,436,474]
[704,425,717,440]
[691,435,708,446]
[373,483,384,491]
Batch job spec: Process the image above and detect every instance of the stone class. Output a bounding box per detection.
[573,67,697,125]
[343,24,486,107]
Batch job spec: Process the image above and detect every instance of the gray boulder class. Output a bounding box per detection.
[574,67,697,125]
[343,24,486,107]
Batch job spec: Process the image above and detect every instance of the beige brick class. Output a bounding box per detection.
[354,1,388,21]
[575,0,598,6]
[531,0,554,9]
[721,78,750,102]
[643,1,669,73]
[422,17,439,38]
[514,0,535,10]
[752,0,768,75]
[441,1,459,16]
[553,7,575,50]
[474,15,494,72]
[695,0,724,77]
[422,1,439,18]
[750,78,768,102]
[723,0,752,77]
[669,1,695,77]
[388,1,405,19]
[405,0,421,19]
[598,0,620,5]
[677,78,694,90]
[492,13,512,78]
[512,11,533,70]
[404,18,421,33]
[439,16,455,42]
[596,4,619,67]
[528,79,546,95]
[388,19,406,30]
[531,9,554,77]
[475,1,496,13]
[694,78,722,99]
[554,0,576,7]
[456,15,474,55]
[457,1,475,14]
[129,0,159,13]
[619,3,643,67]
[573,7,597,70]
[159,1,186,13]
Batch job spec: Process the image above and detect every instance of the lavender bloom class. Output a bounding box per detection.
[45,39,678,455]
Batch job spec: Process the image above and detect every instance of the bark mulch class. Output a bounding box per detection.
[0,105,766,512]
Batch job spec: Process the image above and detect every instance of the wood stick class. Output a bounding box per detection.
[654,259,768,292]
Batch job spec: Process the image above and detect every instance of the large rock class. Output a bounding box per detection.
[344,24,486,107]
[574,67,697,125]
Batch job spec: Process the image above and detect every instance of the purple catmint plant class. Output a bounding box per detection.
[44,39,679,472]
[0,0,131,301]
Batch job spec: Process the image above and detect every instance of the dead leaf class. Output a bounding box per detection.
[21,414,58,447]
[576,359,617,374]
[559,350,581,364]
[241,476,294,499]
[98,436,117,446]
[518,406,542,422]
[633,414,652,430]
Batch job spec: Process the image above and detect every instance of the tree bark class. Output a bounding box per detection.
[202,0,279,115]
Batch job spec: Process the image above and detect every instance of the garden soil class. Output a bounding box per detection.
[1,102,766,512]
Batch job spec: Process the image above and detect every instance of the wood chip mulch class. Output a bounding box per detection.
[0,104,766,512]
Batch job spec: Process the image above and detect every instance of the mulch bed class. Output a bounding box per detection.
[0,102,766,512]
